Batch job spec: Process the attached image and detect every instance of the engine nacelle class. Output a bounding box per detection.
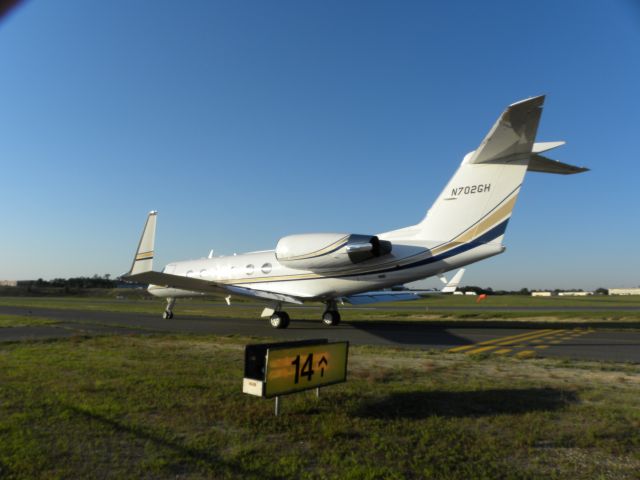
[275,233,392,271]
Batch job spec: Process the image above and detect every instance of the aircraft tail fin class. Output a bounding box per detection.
[411,96,545,246]
[128,211,157,275]
[383,96,586,250]
[468,95,544,165]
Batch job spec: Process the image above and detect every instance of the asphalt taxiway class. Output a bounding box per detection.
[0,305,638,363]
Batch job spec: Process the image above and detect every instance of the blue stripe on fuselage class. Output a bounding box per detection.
[340,218,510,279]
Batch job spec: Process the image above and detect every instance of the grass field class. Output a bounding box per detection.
[0,314,57,328]
[1,334,638,479]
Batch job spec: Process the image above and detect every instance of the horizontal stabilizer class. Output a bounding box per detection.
[527,154,589,175]
[532,141,565,154]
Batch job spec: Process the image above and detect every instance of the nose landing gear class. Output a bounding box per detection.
[269,311,290,329]
[162,297,176,319]
[263,303,291,329]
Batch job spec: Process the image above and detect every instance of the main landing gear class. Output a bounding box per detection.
[269,311,290,329]
[162,297,176,319]
[264,300,341,329]
[322,299,341,326]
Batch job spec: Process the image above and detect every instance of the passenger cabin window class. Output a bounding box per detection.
[200,269,207,278]
[261,263,272,274]
[246,264,254,275]
[186,270,194,277]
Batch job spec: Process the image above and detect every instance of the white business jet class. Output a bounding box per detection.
[123,96,587,328]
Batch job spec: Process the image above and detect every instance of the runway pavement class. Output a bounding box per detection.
[0,305,638,363]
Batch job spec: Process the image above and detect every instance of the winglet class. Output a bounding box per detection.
[128,211,157,276]
[441,268,465,293]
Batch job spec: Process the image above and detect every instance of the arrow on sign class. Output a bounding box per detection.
[318,356,328,377]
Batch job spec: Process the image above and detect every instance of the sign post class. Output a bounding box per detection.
[243,339,349,415]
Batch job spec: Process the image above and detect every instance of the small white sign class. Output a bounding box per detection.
[242,378,264,397]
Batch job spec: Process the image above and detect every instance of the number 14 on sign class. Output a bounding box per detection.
[291,353,329,383]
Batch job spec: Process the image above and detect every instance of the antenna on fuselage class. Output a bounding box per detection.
[208,249,214,259]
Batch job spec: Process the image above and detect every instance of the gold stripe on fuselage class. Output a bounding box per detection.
[430,192,518,256]
[189,191,519,286]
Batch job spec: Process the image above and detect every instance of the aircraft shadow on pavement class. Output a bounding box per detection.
[347,317,640,332]
[355,387,577,419]
[346,320,473,347]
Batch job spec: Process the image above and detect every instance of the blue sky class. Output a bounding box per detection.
[1,0,638,290]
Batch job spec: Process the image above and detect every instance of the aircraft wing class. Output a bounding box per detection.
[124,270,304,304]
[122,211,304,305]
[343,269,465,305]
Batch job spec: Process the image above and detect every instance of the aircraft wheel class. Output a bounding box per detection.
[281,312,290,328]
[322,310,341,326]
[270,312,290,329]
[163,311,174,319]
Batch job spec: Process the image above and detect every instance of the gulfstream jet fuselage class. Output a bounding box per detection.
[124,96,587,328]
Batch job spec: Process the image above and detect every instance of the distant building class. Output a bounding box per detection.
[0,280,17,287]
[464,291,477,296]
[609,288,640,296]
[531,291,552,297]
[558,291,593,296]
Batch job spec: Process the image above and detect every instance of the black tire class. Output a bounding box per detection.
[322,310,341,326]
[163,311,173,320]
[270,312,290,329]
[280,311,290,329]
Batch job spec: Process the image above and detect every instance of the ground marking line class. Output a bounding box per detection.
[463,330,565,355]
[448,329,555,353]
[456,329,563,353]
[493,348,512,355]
[516,350,537,359]
[495,329,565,346]
[466,345,501,355]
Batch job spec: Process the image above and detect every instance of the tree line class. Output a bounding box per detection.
[22,275,119,289]
[457,286,609,295]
